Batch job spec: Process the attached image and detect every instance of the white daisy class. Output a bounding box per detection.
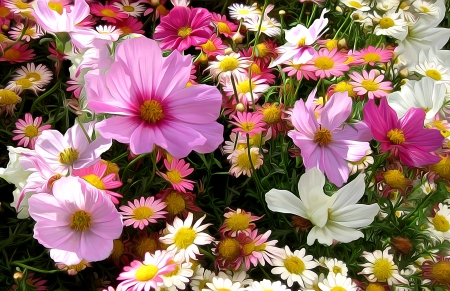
[358,247,409,285]
[324,258,348,277]
[204,276,245,291]
[218,270,254,287]
[318,273,358,291]
[228,3,259,21]
[222,74,270,106]
[8,63,53,94]
[247,279,291,291]
[303,272,325,291]
[412,0,446,26]
[191,267,215,291]
[271,246,318,288]
[243,15,281,37]
[413,49,450,93]
[387,77,446,124]
[347,150,374,175]
[113,0,146,17]
[206,53,252,83]
[373,10,409,40]
[159,212,215,262]
[158,257,194,291]
[228,147,264,178]
[339,0,371,11]
[427,203,450,242]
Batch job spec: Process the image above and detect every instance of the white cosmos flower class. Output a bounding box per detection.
[265,167,380,246]
[387,77,446,124]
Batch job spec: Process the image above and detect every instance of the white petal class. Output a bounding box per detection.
[331,174,365,210]
[265,189,307,217]
[332,204,380,228]
[298,167,325,197]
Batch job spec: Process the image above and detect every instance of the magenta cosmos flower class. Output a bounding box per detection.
[288,90,372,187]
[153,6,213,51]
[363,98,443,166]
[85,37,223,158]
[28,176,123,264]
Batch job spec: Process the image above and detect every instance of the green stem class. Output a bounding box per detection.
[230,74,240,104]
[77,117,91,143]
[10,262,60,274]
[110,151,129,163]
[30,81,61,113]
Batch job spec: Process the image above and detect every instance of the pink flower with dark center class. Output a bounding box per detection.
[12,113,51,149]
[363,98,443,166]
[154,6,213,51]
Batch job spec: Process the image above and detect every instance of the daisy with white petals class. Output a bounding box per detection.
[427,203,450,242]
[203,276,245,291]
[159,257,194,291]
[9,63,52,94]
[372,10,409,40]
[206,53,252,83]
[159,212,215,262]
[228,3,259,21]
[318,273,358,291]
[247,279,291,291]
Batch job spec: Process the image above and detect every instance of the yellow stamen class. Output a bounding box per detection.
[24,125,38,138]
[177,27,192,37]
[387,128,405,144]
[70,210,92,232]
[219,57,239,72]
[174,227,196,249]
[135,264,159,281]
[314,128,332,146]
[372,258,393,281]
[284,256,305,274]
[59,148,79,165]
[140,100,164,123]
[314,57,334,70]
[379,17,395,29]
[164,191,186,215]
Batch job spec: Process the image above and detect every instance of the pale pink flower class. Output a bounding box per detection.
[84,37,223,158]
[158,158,195,193]
[230,111,266,137]
[12,113,51,149]
[120,196,167,230]
[349,69,393,99]
[288,89,372,187]
[302,48,350,79]
[28,176,123,264]
[352,46,394,66]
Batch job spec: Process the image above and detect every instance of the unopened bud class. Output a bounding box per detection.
[391,237,413,255]
[351,12,361,20]
[232,33,244,44]
[399,68,409,78]
[279,10,286,15]
[400,79,408,85]
[13,272,23,281]
[372,18,381,25]
[337,38,347,50]
[335,6,343,13]
[224,47,233,55]
[236,103,245,112]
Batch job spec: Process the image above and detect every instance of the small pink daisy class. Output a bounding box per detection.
[91,3,128,23]
[119,196,167,230]
[158,158,195,193]
[230,111,266,137]
[153,6,213,51]
[9,23,44,42]
[349,69,393,99]
[302,48,350,79]
[116,16,144,35]
[12,113,51,149]
[352,46,394,66]
[196,34,227,58]
[219,208,263,237]
[0,43,35,63]
[282,61,318,81]
[72,160,123,204]
[211,12,238,37]
[117,250,176,291]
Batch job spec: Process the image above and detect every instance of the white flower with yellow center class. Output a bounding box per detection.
[358,247,409,285]
[218,270,254,287]
[191,267,215,291]
[114,0,146,17]
[271,246,318,288]
[427,203,450,242]
[246,279,291,291]
[318,273,358,291]
[203,276,245,291]
[324,258,348,277]
[228,147,264,178]
[9,63,52,94]
[243,15,281,37]
[339,0,371,11]
[413,49,450,93]
[373,10,409,40]
[206,53,252,83]
[228,3,259,21]
[158,257,194,291]
[159,212,214,262]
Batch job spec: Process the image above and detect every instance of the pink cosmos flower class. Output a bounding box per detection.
[90,3,128,24]
[0,43,35,63]
[117,250,176,291]
[120,196,167,229]
[72,160,123,204]
[352,46,394,66]
[158,158,195,193]
[288,90,372,187]
[302,48,350,79]
[230,111,266,137]
[84,37,223,158]
[32,0,91,33]
[153,6,213,51]
[28,176,123,264]
[12,113,51,149]
[363,98,443,166]
[349,70,393,99]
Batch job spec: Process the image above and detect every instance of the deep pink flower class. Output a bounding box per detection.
[288,89,372,187]
[116,16,144,35]
[0,43,35,63]
[153,6,213,51]
[211,12,238,37]
[85,37,223,158]
[90,3,128,24]
[363,98,443,166]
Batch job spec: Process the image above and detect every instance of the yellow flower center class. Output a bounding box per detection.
[419,5,431,13]
[433,214,450,232]
[82,174,105,190]
[284,256,305,274]
[226,212,250,231]
[174,227,196,249]
[201,40,217,52]
[0,7,10,18]
[177,27,192,38]
[4,48,21,61]
[14,0,29,9]
[431,156,450,180]
[384,169,408,189]
[372,258,393,281]
[218,237,241,259]
[348,1,362,8]
[379,17,395,29]
[123,5,135,12]
[140,100,164,123]
[333,266,343,274]
[242,242,266,255]
[314,128,332,146]
[120,26,132,35]
[219,56,239,72]
[431,261,450,285]
[136,237,158,257]
[334,81,356,97]
[326,39,338,50]
[164,260,180,277]
[297,37,307,47]
[314,56,335,70]
[166,169,183,184]
[24,125,38,138]
[361,79,380,92]
[249,63,262,75]
[217,22,231,34]
[217,289,232,291]
[0,33,9,42]
[24,27,36,36]
[132,205,153,221]
[135,264,159,281]
[262,105,281,124]
[59,147,79,165]
[100,9,116,17]
[238,9,249,15]
[366,283,386,291]
[256,43,269,57]
[425,69,442,81]
[363,53,381,63]
[70,210,92,232]
[237,80,253,94]
[399,2,408,9]
[387,128,405,144]
[48,2,63,14]
[240,121,255,132]
[15,78,33,88]
[64,260,89,273]
[236,150,260,171]
[330,287,346,291]
[164,191,186,215]
[110,239,124,260]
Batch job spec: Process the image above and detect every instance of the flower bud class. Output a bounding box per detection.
[13,272,23,281]
[232,33,244,44]
[236,103,245,112]
[279,10,286,15]
[391,236,413,255]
